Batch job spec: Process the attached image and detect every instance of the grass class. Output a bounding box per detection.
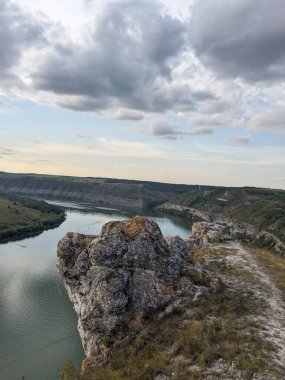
[175,293,268,373]
[0,194,65,243]
[60,287,273,380]
[248,245,285,301]
[191,245,261,283]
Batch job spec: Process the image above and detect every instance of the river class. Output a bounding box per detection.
[0,200,192,380]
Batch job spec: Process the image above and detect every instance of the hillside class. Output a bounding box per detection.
[0,172,210,209]
[58,218,285,379]
[0,194,65,243]
[159,187,285,248]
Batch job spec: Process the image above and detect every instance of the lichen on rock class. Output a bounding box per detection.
[57,216,213,368]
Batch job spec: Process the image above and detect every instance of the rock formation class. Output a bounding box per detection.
[57,216,214,367]
[190,222,231,246]
[189,221,285,255]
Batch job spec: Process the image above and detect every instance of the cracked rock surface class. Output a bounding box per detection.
[57,216,201,365]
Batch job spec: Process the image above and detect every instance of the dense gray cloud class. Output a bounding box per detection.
[0,1,46,77]
[190,0,285,82]
[32,0,214,113]
[56,85,214,113]
[1,0,285,141]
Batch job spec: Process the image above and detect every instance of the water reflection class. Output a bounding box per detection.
[0,201,192,380]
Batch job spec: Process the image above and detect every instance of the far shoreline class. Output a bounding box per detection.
[0,195,66,244]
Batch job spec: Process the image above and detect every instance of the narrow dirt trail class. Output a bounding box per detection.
[226,242,285,374]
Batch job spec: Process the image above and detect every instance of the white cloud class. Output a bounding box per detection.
[250,106,285,132]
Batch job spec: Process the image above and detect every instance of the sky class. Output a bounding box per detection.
[0,0,285,189]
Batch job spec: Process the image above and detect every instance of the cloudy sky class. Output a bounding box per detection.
[0,0,285,188]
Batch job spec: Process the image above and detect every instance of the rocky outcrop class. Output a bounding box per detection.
[189,221,285,255]
[254,231,285,255]
[190,222,232,246]
[57,216,215,367]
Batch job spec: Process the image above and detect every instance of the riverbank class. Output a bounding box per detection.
[0,194,65,243]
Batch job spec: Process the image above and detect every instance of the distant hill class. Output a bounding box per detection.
[1,172,284,249]
[0,172,212,209]
[160,187,285,247]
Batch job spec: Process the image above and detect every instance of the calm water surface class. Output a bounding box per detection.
[0,201,192,380]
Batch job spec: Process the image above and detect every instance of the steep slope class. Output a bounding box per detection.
[159,187,285,251]
[0,172,205,209]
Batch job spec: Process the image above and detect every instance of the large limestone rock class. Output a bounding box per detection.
[57,216,195,365]
[190,222,231,246]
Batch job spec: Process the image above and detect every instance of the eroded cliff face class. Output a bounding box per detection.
[57,216,215,368]
[0,173,192,209]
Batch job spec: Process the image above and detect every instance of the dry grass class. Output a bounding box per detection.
[247,246,285,300]
[60,288,274,380]
[176,292,270,376]
[192,245,255,282]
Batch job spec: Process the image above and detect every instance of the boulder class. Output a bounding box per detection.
[57,216,196,366]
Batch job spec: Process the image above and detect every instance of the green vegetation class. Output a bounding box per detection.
[0,194,65,243]
[172,187,285,244]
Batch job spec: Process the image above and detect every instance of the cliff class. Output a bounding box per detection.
[57,216,217,369]
[0,172,203,209]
